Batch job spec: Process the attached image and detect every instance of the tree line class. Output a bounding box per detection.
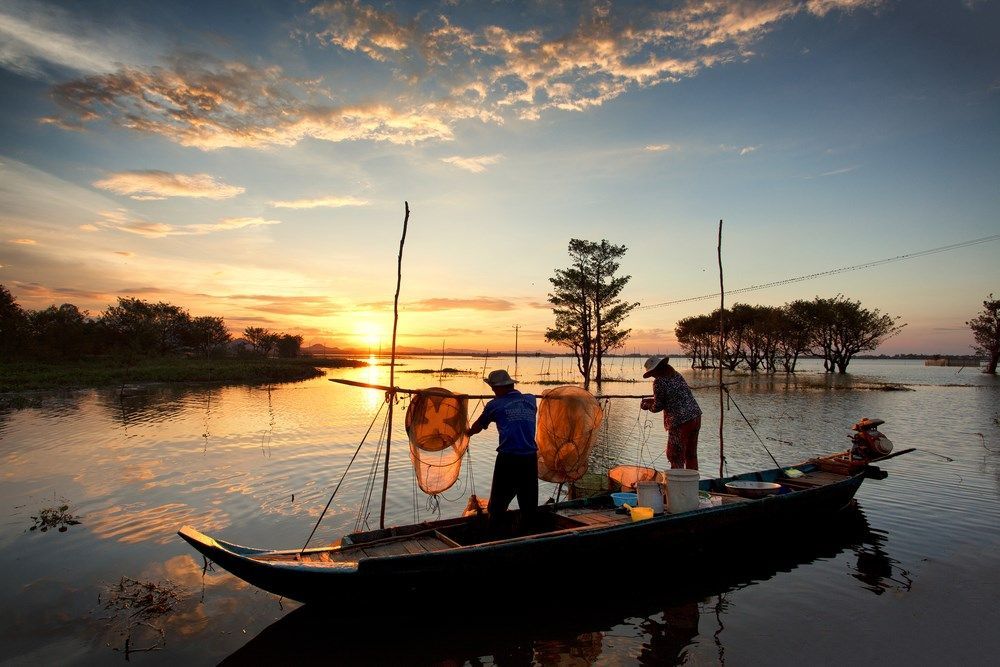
[0,285,302,361]
[675,296,905,374]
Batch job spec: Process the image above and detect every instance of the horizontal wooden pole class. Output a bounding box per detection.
[329,378,737,400]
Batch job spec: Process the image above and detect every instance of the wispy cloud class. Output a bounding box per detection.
[93,170,245,200]
[0,0,147,79]
[819,165,860,177]
[7,238,37,245]
[441,154,503,173]
[739,145,760,156]
[268,195,369,209]
[44,1,883,149]
[46,54,464,150]
[644,144,672,152]
[359,296,518,311]
[92,210,281,238]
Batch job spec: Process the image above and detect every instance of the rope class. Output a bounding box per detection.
[355,404,390,533]
[300,399,386,554]
[721,386,782,471]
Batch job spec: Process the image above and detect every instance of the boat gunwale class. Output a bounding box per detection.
[180,462,865,570]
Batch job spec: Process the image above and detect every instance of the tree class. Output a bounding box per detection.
[100,298,191,355]
[545,239,637,389]
[0,284,28,360]
[28,303,95,359]
[185,316,231,357]
[276,334,304,358]
[588,240,638,384]
[545,250,594,388]
[243,327,277,357]
[967,294,1000,374]
[825,296,905,373]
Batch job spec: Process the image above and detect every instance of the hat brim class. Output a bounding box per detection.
[642,358,669,378]
[484,378,516,387]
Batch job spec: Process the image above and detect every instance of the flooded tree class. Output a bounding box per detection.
[545,239,637,389]
[801,295,904,373]
[675,297,903,374]
[967,294,1000,374]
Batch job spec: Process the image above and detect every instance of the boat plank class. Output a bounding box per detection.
[401,539,428,555]
[415,536,452,552]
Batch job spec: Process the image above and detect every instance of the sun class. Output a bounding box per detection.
[355,322,382,351]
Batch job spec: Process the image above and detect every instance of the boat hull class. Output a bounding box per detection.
[179,465,867,604]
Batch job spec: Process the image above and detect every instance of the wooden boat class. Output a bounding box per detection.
[178,456,887,604]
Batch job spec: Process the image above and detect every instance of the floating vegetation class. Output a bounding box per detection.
[401,368,478,375]
[29,502,81,533]
[100,577,185,657]
[598,377,639,384]
[871,384,914,392]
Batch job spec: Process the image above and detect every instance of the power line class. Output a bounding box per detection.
[638,233,1000,311]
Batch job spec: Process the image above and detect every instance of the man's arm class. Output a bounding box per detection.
[466,406,491,437]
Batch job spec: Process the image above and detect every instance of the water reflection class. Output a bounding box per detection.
[220,506,880,666]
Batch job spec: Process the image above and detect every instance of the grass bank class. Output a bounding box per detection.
[0,356,366,392]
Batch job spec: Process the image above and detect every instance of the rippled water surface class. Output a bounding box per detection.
[1,358,998,665]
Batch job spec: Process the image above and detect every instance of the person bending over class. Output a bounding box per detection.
[640,356,702,470]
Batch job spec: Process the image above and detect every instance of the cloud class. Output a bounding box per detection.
[91,210,281,238]
[93,170,245,200]
[212,292,345,317]
[441,154,503,173]
[358,296,518,311]
[114,251,134,257]
[0,0,128,78]
[44,2,883,149]
[47,54,461,150]
[7,238,37,245]
[268,195,369,209]
[738,145,760,156]
[644,144,672,152]
[819,165,860,177]
[308,0,883,121]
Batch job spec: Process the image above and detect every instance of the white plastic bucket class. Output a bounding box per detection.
[665,469,700,514]
[636,480,665,514]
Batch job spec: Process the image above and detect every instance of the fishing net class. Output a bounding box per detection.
[608,465,663,491]
[405,388,470,495]
[535,386,604,483]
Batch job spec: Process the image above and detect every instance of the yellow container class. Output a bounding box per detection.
[624,505,654,522]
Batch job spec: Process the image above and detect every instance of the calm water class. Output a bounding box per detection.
[1,357,998,665]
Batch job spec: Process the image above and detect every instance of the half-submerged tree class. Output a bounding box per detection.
[545,239,637,389]
[967,293,1000,374]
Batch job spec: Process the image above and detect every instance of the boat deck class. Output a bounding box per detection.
[250,468,851,564]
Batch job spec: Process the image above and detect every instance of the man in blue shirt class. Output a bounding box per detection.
[467,369,538,533]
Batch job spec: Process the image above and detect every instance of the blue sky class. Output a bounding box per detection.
[0,0,997,353]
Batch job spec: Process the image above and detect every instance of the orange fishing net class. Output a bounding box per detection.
[405,388,470,495]
[535,386,604,483]
[608,465,663,491]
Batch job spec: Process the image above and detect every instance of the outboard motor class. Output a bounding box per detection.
[850,418,893,461]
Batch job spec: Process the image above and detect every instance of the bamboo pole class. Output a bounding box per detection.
[717,219,725,478]
[380,202,409,530]
[330,377,737,399]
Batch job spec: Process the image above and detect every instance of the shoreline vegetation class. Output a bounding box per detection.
[0,356,366,393]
